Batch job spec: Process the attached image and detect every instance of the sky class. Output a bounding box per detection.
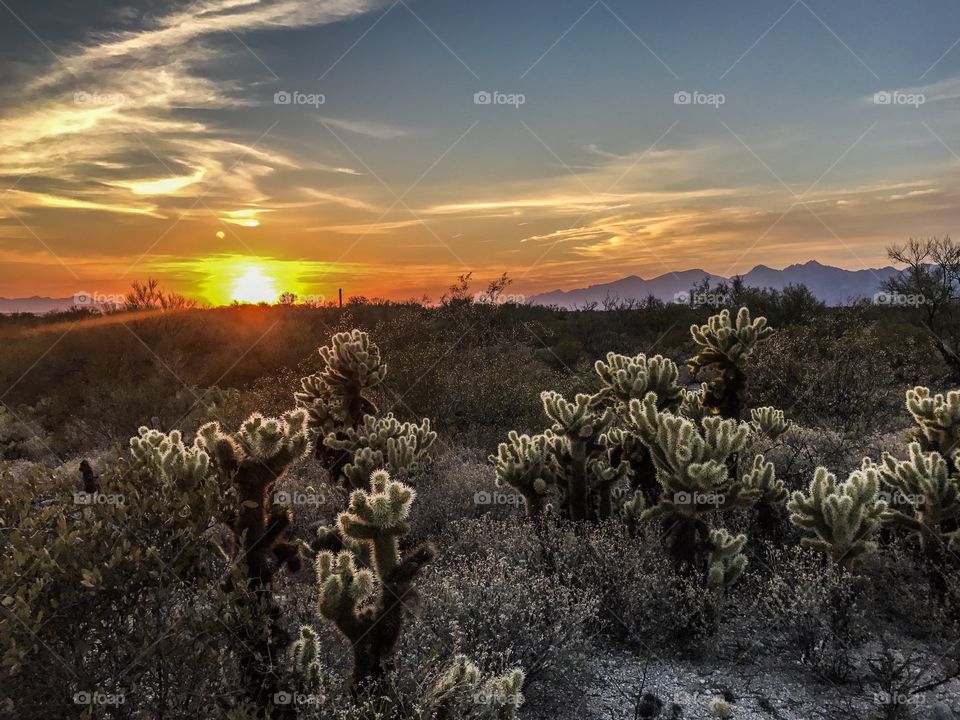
[1,0,959,304]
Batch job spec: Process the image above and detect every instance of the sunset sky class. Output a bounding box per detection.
[1,0,960,304]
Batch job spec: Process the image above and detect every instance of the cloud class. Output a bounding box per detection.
[0,0,389,223]
[319,116,411,140]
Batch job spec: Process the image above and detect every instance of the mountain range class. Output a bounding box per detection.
[528,261,901,308]
[0,261,903,314]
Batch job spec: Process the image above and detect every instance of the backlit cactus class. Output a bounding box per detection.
[326,413,436,490]
[906,386,960,469]
[315,469,434,690]
[490,430,556,517]
[750,406,791,441]
[706,528,748,592]
[594,352,683,411]
[427,654,525,720]
[873,443,960,548]
[787,464,887,569]
[627,392,760,569]
[295,329,385,476]
[687,307,774,420]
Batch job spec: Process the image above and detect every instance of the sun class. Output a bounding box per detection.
[231,265,279,304]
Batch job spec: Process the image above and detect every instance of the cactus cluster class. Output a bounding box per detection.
[296,330,436,488]
[492,307,788,595]
[426,654,525,720]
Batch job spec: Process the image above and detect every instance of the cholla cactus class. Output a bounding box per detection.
[706,529,748,592]
[315,469,434,690]
[627,393,759,568]
[750,406,791,441]
[295,330,386,476]
[594,352,683,411]
[906,387,960,468]
[873,443,960,548]
[427,654,525,720]
[490,431,556,517]
[326,413,436,490]
[288,625,325,695]
[708,697,733,718]
[787,464,887,569]
[197,410,311,588]
[687,307,774,420]
[741,453,787,541]
[679,384,711,422]
[540,390,626,520]
[129,426,211,489]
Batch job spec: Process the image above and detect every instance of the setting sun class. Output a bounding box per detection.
[231,265,279,304]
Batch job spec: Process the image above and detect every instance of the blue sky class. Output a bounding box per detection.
[1,0,959,301]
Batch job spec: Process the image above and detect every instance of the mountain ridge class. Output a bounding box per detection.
[528,260,900,308]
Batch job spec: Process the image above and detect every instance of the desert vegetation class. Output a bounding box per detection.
[1,280,960,719]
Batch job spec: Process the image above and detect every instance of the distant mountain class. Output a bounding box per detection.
[529,261,901,308]
[0,296,77,315]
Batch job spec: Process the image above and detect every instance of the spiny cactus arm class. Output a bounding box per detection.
[336,470,414,579]
[232,410,311,474]
[706,529,748,590]
[906,386,960,458]
[876,444,960,531]
[427,655,525,720]
[289,625,325,693]
[741,454,787,506]
[750,406,791,441]
[541,391,612,439]
[490,431,557,516]
[315,550,375,643]
[594,352,683,410]
[787,466,887,568]
[679,384,711,422]
[129,426,213,486]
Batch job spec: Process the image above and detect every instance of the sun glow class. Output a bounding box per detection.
[231,265,279,304]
